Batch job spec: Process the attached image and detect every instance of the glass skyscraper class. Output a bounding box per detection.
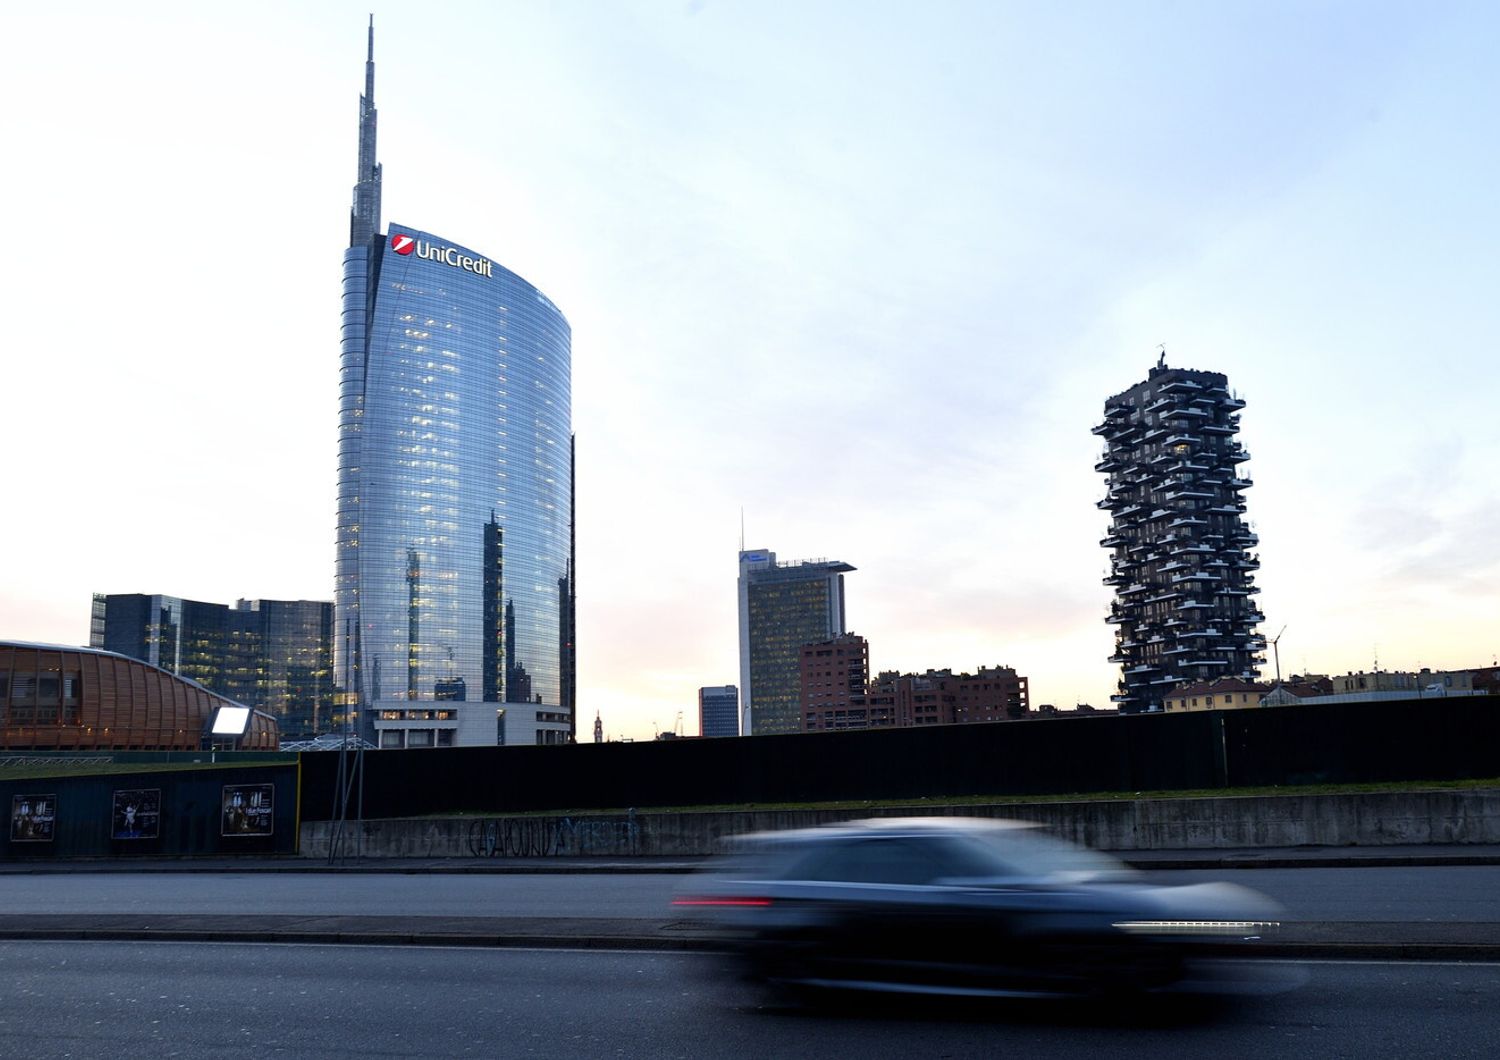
[336,22,574,746]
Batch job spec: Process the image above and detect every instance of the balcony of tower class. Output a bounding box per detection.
[1170,542,1217,558]
[1183,657,1233,670]
[1160,378,1203,393]
[1168,515,1209,529]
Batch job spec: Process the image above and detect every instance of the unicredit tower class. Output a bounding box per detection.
[336,20,575,748]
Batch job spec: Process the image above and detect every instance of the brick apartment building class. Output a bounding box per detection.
[799,634,1029,730]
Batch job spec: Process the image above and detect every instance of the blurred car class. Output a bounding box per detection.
[673,817,1281,999]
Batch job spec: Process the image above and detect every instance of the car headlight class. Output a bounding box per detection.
[1112,920,1280,937]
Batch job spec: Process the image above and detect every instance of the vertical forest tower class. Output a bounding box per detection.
[1094,360,1265,713]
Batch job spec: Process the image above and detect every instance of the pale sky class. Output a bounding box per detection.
[3,1,1497,740]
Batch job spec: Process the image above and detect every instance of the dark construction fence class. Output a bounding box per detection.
[0,761,299,859]
[299,697,1500,821]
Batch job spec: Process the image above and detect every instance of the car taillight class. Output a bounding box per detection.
[672,896,773,907]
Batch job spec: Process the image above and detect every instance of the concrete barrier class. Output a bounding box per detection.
[298,788,1500,860]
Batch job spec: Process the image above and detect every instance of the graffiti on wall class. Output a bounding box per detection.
[466,811,640,858]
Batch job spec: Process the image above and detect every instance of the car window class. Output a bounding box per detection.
[790,836,996,885]
[959,829,1131,880]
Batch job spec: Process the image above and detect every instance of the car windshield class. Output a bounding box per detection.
[959,828,1133,881]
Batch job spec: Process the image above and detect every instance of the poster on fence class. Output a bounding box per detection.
[10,793,56,842]
[221,784,274,837]
[112,788,161,840]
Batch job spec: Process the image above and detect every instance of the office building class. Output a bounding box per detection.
[1094,357,1265,713]
[90,593,331,738]
[737,550,853,735]
[335,22,574,747]
[697,685,739,739]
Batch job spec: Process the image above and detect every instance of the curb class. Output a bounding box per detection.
[1,922,1497,962]
[1123,854,1500,870]
[6,853,1500,874]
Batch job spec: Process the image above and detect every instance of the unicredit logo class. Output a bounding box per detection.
[389,232,494,279]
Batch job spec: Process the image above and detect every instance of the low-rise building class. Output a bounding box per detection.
[1330,669,1475,696]
[1,640,277,751]
[1163,676,1270,712]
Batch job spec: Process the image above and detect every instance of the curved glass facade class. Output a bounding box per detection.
[336,225,571,735]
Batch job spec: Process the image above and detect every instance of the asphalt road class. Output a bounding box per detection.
[1,866,1497,922]
[1,942,1497,1059]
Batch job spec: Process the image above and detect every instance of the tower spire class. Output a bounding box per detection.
[350,15,383,247]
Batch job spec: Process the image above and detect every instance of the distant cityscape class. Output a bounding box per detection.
[2,21,1496,753]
